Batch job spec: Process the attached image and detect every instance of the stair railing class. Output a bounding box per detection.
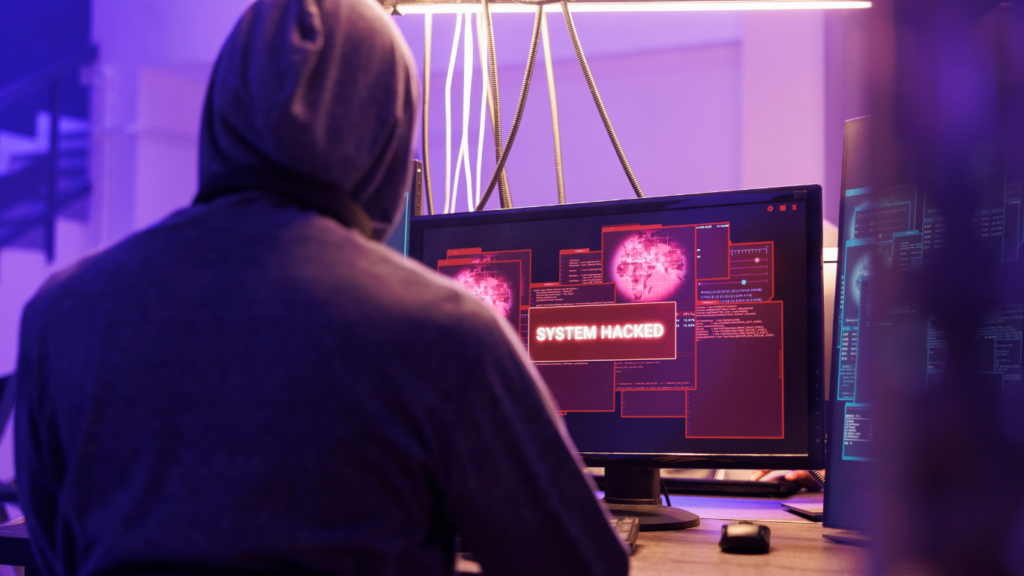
[0,46,97,261]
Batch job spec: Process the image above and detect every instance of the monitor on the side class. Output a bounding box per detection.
[824,117,874,531]
[408,185,825,478]
[823,116,1024,531]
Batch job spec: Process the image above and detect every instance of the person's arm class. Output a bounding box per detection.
[749,469,824,490]
[438,317,629,576]
[15,304,64,576]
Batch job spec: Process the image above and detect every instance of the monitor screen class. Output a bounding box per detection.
[824,117,1024,529]
[408,186,825,470]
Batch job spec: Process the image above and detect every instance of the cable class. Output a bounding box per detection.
[422,14,435,215]
[808,470,826,488]
[540,11,565,205]
[660,477,672,508]
[475,12,491,208]
[451,14,475,213]
[475,15,488,208]
[559,0,644,199]
[480,0,513,208]
[474,5,544,211]
[463,18,475,212]
[475,12,512,206]
[444,13,463,213]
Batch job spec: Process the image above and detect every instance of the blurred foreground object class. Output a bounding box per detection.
[867,1,1024,574]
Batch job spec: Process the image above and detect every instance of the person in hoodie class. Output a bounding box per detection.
[13,0,630,574]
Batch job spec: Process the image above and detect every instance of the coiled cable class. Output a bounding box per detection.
[474,5,544,211]
[541,11,565,204]
[480,0,513,208]
[560,0,644,199]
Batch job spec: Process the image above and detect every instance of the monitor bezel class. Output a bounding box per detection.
[407,185,826,470]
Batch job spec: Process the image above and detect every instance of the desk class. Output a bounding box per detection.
[1,494,867,575]
[631,518,865,574]
[629,493,866,575]
[455,492,868,575]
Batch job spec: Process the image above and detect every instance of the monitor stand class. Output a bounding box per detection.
[602,466,700,531]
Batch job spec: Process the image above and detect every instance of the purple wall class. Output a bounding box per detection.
[421,41,741,211]
[396,11,840,218]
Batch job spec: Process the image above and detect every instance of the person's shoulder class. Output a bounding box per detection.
[20,247,105,338]
[21,206,199,330]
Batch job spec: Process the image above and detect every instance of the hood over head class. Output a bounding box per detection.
[197,0,418,240]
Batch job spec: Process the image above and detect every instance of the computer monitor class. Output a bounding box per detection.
[823,116,1024,530]
[408,185,826,528]
[823,117,874,531]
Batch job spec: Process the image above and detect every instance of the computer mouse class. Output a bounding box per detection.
[719,521,771,554]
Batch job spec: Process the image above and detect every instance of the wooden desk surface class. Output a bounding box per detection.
[629,492,867,575]
[3,493,868,575]
[452,492,867,575]
[631,517,866,575]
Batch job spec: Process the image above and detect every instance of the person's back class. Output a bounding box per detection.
[14,1,628,574]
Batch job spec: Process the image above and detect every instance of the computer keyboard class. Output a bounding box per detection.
[590,472,802,498]
[609,516,640,552]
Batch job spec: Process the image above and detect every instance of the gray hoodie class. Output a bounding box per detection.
[14,0,629,575]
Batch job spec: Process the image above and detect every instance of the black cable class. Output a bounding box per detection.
[660,478,672,508]
[422,14,435,215]
[808,470,826,488]
[480,0,513,208]
[559,0,644,199]
[474,6,544,211]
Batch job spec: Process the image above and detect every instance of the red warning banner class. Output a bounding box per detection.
[527,302,677,362]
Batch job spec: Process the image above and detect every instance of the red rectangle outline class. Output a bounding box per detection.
[439,259,523,330]
[438,258,474,266]
[534,282,618,414]
[537,361,618,414]
[619,390,688,418]
[602,224,661,233]
[695,241,775,304]
[441,248,534,307]
[527,302,678,363]
[559,249,602,285]
[694,222,731,281]
[447,247,483,257]
[684,300,784,439]
[604,225,698,397]
[530,282,618,308]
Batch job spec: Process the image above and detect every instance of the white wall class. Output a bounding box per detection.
[741,11,826,193]
[394,10,827,211]
[85,4,830,226]
[132,65,210,230]
[90,0,253,246]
